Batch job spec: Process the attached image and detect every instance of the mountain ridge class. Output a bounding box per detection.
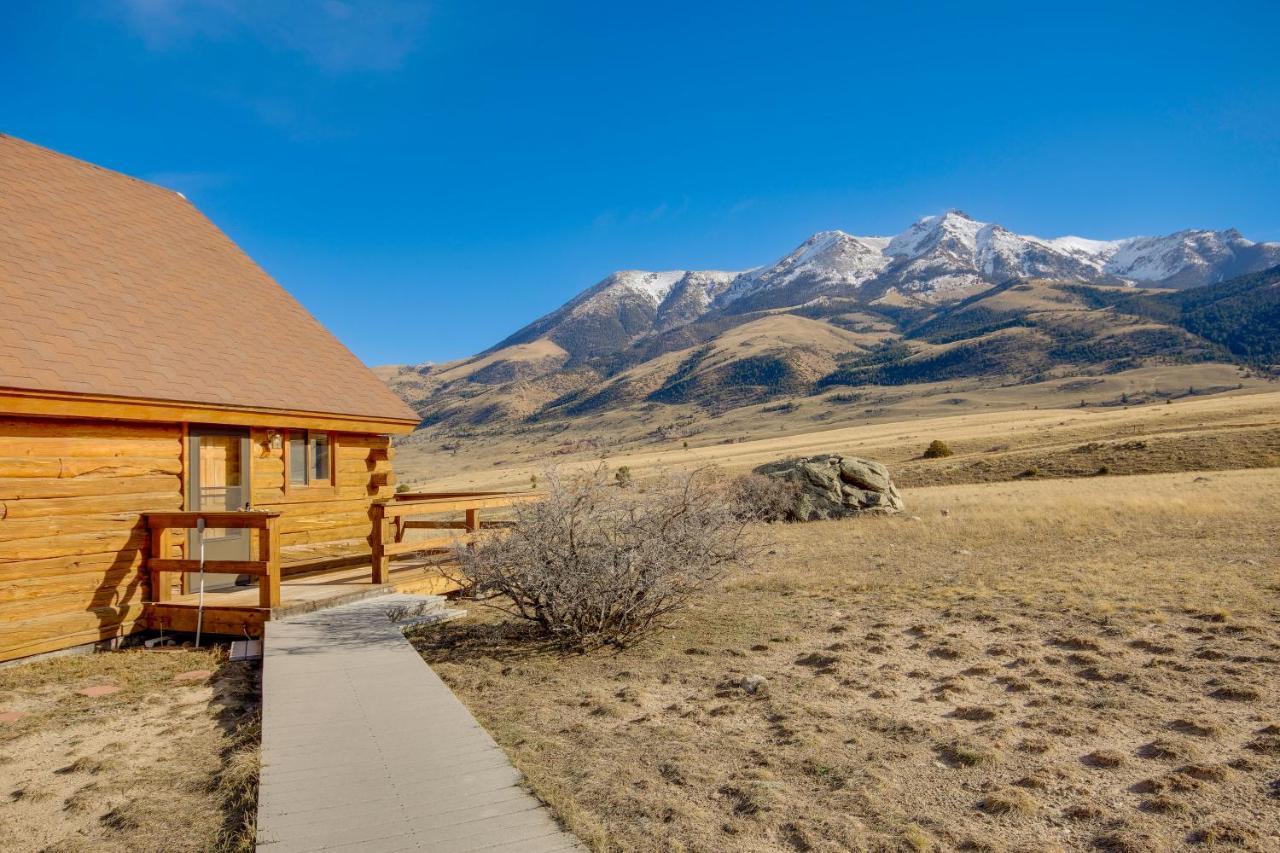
[385,213,1280,434]
[480,211,1280,365]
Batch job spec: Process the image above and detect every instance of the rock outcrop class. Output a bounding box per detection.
[755,454,904,520]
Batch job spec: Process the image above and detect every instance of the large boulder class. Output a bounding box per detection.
[755,454,904,521]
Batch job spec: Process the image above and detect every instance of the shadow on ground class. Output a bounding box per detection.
[407,617,576,666]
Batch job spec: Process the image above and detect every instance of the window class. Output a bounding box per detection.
[286,430,333,488]
[311,433,330,483]
[288,434,307,486]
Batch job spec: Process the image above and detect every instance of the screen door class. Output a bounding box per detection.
[187,426,252,590]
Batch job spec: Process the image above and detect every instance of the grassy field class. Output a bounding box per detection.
[0,647,259,853]
[397,387,1280,494]
[414,469,1280,852]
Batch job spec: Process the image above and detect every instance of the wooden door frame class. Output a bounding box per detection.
[182,424,253,593]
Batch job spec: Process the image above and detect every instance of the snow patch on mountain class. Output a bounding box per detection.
[887,210,983,259]
[781,230,892,280]
[672,269,741,303]
[719,230,891,305]
[1048,235,1124,258]
[651,270,742,332]
[615,270,687,303]
[1102,230,1243,282]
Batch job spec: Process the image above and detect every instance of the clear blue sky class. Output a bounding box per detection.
[4,1,1278,365]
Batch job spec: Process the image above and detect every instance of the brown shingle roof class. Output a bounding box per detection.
[0,134,418,425]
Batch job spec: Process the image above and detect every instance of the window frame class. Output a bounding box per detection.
[283,429,337,493]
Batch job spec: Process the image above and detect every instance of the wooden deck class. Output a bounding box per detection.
[143,558,460,638]
[139,491,537,640]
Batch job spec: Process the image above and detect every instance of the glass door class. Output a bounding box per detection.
[188,426,252,590]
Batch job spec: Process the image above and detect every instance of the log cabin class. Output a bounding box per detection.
[0,134,528,664]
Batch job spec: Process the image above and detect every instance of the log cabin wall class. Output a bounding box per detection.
[0,416,184,662]
[249,429,394,551]
[0,417,397,664]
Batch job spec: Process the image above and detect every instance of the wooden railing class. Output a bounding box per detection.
[369,491,538,584]
[142,511,283,608]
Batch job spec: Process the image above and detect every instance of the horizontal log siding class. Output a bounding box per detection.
[0,417,182,661]
[0,419,398,663]
[249,429,395,549]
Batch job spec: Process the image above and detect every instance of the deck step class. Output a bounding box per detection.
[272,582,395,618]
[229,639,264,661]
[144,585,398,638]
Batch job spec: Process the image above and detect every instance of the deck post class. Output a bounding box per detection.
[259,515,282,609]
[371,500,391,585]
[148,522,171,603]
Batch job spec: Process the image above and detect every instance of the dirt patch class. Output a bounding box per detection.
[414,468,1280,851]
[0,647,259,853]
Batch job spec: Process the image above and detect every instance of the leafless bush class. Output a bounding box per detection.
[449,467,758,648]
[725,473,800,523]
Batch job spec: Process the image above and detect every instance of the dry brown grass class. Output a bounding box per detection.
[0,647,259,853]
[396,376,1280,495]
[414,468,1280,852]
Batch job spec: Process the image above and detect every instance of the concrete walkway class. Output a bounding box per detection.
[256,594,583,852]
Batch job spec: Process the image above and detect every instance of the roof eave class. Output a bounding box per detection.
[0,386,421,435]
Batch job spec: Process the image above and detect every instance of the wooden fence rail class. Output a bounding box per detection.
[142,510,282,608]
[369,491,538,584]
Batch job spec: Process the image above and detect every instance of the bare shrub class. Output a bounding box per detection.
[725,473,800,523]
[450,467,758,648]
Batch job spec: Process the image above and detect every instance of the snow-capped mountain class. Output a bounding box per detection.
[718,230,891,309]
[1097,228,1279,287]
[486,211,1280,360]
[653,270,741,332]
[490,268,742,359]
[723,210,1280,309]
